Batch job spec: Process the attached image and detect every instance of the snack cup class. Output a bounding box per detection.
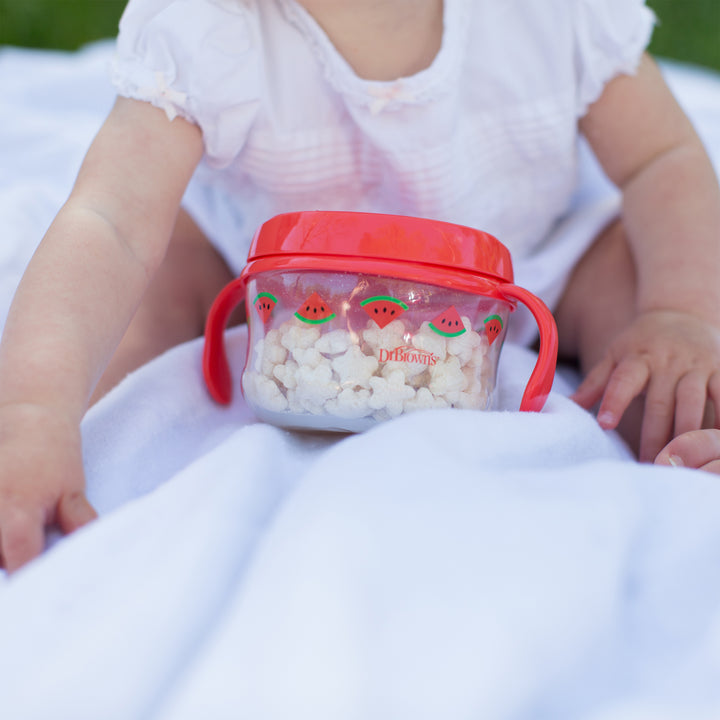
[204,211,558,432]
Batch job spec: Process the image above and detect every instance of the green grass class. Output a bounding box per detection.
[648,0,720,71]
[0,0,719,72]
[0,0,126,50]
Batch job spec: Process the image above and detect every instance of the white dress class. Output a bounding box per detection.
[111,0,655,343]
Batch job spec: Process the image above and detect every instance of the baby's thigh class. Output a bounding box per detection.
[91,209,236,402]
[554,218,636,371]
[162,209,236,318]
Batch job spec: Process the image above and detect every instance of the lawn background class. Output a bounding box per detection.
[0,0,719,72]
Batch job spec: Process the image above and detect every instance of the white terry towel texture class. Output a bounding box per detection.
[1,41,720,720]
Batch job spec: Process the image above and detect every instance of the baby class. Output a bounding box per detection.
[1,0,720,572]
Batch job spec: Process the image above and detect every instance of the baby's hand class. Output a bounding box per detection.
[572,310,720,462]
[0,404,96,573]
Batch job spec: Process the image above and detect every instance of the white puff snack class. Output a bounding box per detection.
[243,371,289,412]
[325,388,373,419]
[447,316,482,364]
[244,309,495,426]
[315,329,353,355]
[293,362,337,414]
[429,355,468,401]
[362,319,406,355]
[404,387,449,413]
[368,369,416,417]
[412,321,447,360]
[332,345,379,389]
[253,329,287,376]
[280,322,321,351]
[273,360,298,390]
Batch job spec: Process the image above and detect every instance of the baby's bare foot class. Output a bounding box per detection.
[655,430,720,474]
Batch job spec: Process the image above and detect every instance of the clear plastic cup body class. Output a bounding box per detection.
[241,270,511,432]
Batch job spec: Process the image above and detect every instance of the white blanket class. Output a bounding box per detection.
[2,42,720,720]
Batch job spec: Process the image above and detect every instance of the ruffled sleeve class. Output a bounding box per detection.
[573,0,656,116]
[111,0,262,167]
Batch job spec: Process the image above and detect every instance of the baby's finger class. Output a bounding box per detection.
[596,358,649,430]
[674,371,708,436]
[655,429,720,471]
[56,491,97,534]
[0,507,45,573]
[639,376,676,462]
[709,372,720,429]
[571,356,614,409]
[698,459,720,474]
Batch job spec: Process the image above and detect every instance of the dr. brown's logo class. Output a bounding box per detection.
[377,345,438,366]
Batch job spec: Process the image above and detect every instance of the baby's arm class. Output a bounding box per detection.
[573,54,720,462]
[0,97,203,571]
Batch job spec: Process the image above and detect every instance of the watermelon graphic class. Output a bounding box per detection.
[429,306,466,338]
[295,292,336,325]
[360,295,408,329]
[253,292,277,323]
[484,314,503,345]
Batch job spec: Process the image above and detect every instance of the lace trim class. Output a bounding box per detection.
[110,55,194,123]
[575,2,657,115]
[276,0,471,113]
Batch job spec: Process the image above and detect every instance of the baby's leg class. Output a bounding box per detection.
[90,209,236,403]
[554,218,643,453]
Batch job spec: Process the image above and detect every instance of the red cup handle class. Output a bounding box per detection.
[497,283,558,412]
[203,275,247,404]
[203,276,558,411]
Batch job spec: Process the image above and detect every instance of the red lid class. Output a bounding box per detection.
[241,211,513,295]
